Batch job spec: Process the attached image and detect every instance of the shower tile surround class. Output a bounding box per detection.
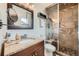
[59,3,78,56]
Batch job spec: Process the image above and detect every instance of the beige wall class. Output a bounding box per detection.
[0,3,7,46]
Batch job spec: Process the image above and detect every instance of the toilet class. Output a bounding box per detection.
[45,43,56,56]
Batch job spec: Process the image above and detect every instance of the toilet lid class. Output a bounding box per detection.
[45,44,56,52]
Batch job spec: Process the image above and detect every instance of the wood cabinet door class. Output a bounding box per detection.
[33,41,44,56]
[34,47,44,56]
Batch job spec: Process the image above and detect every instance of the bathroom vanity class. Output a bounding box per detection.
[1,39,44,56]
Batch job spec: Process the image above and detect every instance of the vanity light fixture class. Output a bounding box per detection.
[21,3,34,10]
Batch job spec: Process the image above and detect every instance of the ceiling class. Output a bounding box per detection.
[18,3,54,10]
[32,3,54,10]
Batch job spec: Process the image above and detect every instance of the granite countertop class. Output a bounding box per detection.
[3,39,44,56]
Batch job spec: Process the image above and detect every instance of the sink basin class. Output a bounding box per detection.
[19,39,35,44]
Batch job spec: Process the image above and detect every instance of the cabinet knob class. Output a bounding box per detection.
[35,52,37,56]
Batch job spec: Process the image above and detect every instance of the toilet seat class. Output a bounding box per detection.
[45,43,56,52]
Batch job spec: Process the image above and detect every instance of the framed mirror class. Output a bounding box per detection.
[7,3,33,29]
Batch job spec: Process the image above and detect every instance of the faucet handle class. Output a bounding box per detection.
[4,32,11,39]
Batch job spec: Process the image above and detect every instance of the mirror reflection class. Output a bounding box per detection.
[7,4,33,29]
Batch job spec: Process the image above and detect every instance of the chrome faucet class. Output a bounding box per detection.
[21,34,27,39]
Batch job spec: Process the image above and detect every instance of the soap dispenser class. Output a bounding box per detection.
[15,33,21,43]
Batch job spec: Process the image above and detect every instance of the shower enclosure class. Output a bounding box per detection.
[46,3,78,56]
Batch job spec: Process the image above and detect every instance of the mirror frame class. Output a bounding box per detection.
[7,3,34,29]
